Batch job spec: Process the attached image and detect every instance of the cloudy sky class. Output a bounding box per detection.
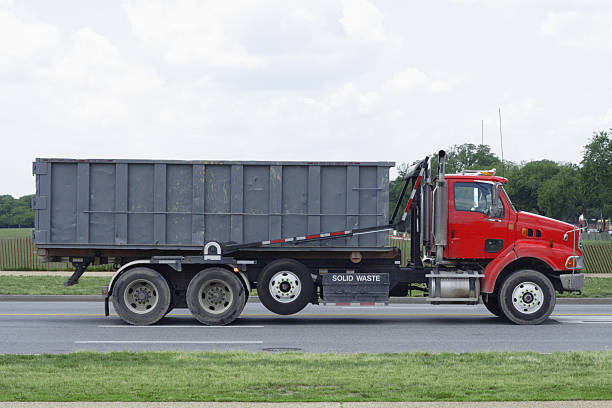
[1,0,611,197]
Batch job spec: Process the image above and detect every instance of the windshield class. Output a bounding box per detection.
[501,186,516,212]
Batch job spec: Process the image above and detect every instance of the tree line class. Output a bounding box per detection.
[0,195,34,228]
[1,129,610,230]
[390,129,611,226]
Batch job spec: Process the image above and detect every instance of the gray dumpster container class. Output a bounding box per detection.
[32,159,394,252]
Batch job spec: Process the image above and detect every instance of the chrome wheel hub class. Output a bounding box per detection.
[511,281,543,314]
[269,271,301,303]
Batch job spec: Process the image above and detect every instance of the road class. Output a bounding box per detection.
[1,301,611,354]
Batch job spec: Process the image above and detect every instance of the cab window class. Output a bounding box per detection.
[454,182,504,218]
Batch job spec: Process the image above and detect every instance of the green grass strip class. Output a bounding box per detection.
[0,276,109,295]
[0,351,611,402]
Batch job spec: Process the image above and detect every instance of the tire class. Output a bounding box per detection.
[111,267,171,326]
[258,259,313,315]
[498,269,556,325]
[482,293,504,317]
[186,267,246,325]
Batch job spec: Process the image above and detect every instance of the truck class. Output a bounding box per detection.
[31,151,584,326]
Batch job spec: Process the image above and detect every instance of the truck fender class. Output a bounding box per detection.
[482,246,517,293]
[105,259,153,298]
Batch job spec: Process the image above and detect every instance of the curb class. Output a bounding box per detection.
[1,295,612,304]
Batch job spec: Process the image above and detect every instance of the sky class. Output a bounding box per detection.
[1,0,611,197]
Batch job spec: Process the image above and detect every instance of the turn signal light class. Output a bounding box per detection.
[233,267,239,273]
[565,256,582,269]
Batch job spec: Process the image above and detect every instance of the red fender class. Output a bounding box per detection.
[482,245,517,293]
[482,240,570,293]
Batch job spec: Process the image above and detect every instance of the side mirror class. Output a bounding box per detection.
[579,214,586,227]
[489,184,502,218]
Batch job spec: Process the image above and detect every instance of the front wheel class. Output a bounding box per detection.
[499,269,556,325]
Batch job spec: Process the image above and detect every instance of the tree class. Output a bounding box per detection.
[444,143,502,174]
[537,164,581,222]
[388,163,411,230]
[503,160,561,214]
[0,194,35,228]
[580,130,612,224]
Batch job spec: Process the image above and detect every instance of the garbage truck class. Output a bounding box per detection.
[31,151,584,325]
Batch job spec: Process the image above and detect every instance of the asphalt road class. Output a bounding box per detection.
[1,301,612,354]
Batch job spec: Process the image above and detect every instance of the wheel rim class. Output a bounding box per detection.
[511,281,543,314]
[269,270,301,303]
[198,279,234,314]
[124,279,159,314]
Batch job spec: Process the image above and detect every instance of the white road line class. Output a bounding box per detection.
[97,325,264,328]
[75,340,263,344]
[340,306,421,310]
[554,316,612,324]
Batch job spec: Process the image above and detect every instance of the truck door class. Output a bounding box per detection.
[447,181,509,259]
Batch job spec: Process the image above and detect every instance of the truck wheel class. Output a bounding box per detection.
[258,259,313,315]
[482,293,503,317]
[186,268,246,325]
[499,269,555,325]
[112,267,171,325]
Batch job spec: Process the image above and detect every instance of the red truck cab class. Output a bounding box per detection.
[434,169,584,323]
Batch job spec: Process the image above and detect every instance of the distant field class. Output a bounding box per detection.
[0,228,31,238]
[582,240,612,245]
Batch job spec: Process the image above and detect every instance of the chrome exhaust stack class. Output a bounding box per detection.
[433,150,447,263]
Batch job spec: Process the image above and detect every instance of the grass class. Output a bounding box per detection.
[0,228,31,238]
[558,277,612,298]
[0,351,610,402]
[0,276,109,295]
[1,276,610,297]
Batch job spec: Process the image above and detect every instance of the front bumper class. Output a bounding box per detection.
[559,273,584,292]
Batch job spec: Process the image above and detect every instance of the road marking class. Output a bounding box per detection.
[340,306,423,309]
[97,325,264,328]
[0,313,105,316]
[75,340,263,344]
[553,316,612,324]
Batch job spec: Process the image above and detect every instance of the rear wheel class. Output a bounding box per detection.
[499,269,555,325]
[112,267,171,325]
[258,259,313,315]
[186,267,246,325]
[482,292,504,317]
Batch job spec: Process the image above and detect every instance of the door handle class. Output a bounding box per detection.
[486,218,502,223]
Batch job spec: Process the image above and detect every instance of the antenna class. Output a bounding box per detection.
[498,108,504,177]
